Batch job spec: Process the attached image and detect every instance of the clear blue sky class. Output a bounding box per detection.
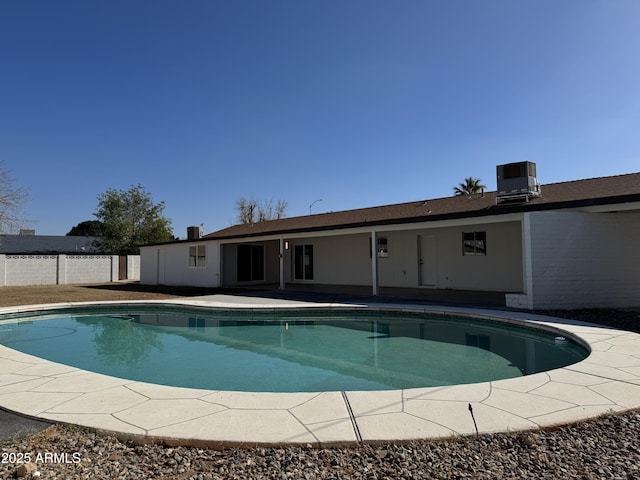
[1,1,639,237]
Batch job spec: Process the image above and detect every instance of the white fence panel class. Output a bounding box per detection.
[0,254,140,287]
[66,255,114,284]
[127,255,140,281]
[4,255,58,286]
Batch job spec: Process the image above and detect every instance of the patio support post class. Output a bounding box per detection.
[371,231,379,296]
[520,213,534,308]
[216,243,223,288]
[279,237,285,290]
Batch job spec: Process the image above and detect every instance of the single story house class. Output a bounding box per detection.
[140,163,640,309]
[0,233,101,254]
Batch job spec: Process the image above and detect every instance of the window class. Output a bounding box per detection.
[368,236,389,258]
[462,232,486,256]
[188,317,206,332]
[376,237,388,257]
[466,333,491,351]
[189,245,206,267]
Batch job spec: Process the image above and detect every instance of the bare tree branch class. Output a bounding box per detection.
[0,163,29,233]
[236,197,287,224]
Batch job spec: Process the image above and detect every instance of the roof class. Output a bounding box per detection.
[0,235,102,254]
[202,171,640,241]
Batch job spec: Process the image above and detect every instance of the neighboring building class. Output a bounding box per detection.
[0,233,100,254]
[0,232,140,286]
[140,163,640,310]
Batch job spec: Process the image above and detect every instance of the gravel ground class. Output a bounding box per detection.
[2,410,640,479]
[1,285,639,479]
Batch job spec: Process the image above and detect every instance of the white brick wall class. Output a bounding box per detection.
[4,255,58,286]
[127,255,140,280]
[65,255,115,284]
[0,254,5,286]
[507,211,640,309]
[0,254,140,287]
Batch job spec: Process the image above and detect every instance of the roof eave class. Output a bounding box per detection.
[204,193,640,242]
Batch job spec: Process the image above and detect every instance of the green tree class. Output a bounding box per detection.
[94,184,173,254]
[66,220,104,237]
[75,315,164,368]
[0,162,29,233]
[453,177,487,196]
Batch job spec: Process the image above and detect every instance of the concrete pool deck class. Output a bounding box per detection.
[1,295,640,447]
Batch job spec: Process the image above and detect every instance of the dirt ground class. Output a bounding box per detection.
[2,283,639,334]
[0,282,220,308]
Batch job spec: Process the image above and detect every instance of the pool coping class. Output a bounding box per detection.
[1,297,640,447]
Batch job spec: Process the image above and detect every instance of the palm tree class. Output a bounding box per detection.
[453,177,487,196]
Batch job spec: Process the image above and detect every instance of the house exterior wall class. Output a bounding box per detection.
[288,234,372,285]
[375,222,522,291]
[285,221,523,292]
[506,211,640,309]
[138,209,640,310]
[140,241,220,287]
[376,231,419,287]
[420,222,522,291]
[140,220,524,294]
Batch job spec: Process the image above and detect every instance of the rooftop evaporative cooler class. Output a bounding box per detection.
[496,161,541,203]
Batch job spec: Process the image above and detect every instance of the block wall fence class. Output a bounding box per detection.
[0,254,140,287]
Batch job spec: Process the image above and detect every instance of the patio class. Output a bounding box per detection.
[1,294,640,447]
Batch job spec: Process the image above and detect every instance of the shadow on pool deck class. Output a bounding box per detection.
[85,281,509,308]
[231,283,508,309]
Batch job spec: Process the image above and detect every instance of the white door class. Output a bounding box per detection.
[419,235,438,287]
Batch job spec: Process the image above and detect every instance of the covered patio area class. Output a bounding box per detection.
[222,282,508,308]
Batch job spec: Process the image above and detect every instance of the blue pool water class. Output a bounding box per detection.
[0,306,588,392]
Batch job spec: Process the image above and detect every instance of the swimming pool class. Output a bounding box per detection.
[0,305,588,392]
[3,298,639,446]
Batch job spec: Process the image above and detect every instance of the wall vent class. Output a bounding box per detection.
[496,161,541,203]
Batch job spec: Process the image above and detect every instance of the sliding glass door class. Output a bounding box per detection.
[294,245,313,280]
[237,244,264,282]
